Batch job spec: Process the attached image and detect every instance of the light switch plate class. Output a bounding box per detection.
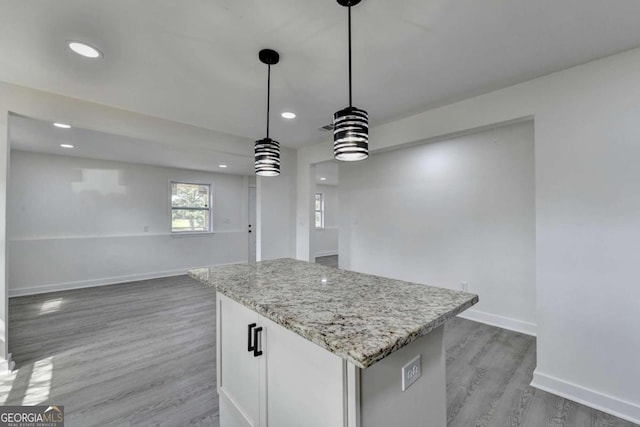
[401,355,421,391]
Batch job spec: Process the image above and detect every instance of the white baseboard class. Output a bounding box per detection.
[0,353,15,375]
[315,251,338,258]
[531,370,640,425]
[457,308,537,337]
[8,261,245,298]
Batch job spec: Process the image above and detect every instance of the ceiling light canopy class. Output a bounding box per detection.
[60,144,74,149]
[68,41,102,58]
[281,112,296,119]
[255,49,281,177]
[333,0,369,162]
[53,123,71,129]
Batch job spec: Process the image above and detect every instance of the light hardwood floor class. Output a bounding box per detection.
[2,276,637,427]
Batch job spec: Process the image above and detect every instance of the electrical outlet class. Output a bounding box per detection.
[401,355,421,391]
[461,282,469,292]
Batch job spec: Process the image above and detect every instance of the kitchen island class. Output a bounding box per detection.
[189,258,478,427]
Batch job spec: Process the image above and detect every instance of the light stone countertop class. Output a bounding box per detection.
[189,258,478,369]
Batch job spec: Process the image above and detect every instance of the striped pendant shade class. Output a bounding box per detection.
[255,137,280,176]
[255,48,281,176]
[333,0,368,162]
[333,106,369,161]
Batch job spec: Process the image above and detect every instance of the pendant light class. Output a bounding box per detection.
[255,49,281,176]
[333,0,368,161]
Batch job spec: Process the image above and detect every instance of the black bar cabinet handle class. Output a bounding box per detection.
[253,327,263,357]
[248,323,257,352]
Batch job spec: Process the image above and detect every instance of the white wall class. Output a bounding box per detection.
[257,146,297,261]
[339,121,535,332]
[0,80,259,363]
[8,150,249,296]
[297,47,640,423]
[313,184,339,258]
[0,118,7,363]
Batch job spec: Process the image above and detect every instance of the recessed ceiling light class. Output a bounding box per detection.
[68,41,102,58]
[281,112,296,119]
[218,164,228,168]
[60,144,74,149]
[320,177,327,181]
[53,123,71,129]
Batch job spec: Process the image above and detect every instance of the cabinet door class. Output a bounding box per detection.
[218,294,261,427]
[262,317,345,427]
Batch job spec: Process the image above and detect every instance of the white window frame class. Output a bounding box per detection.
[315,192,325,229]
[170,181,213,234]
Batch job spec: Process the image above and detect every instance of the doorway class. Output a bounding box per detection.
[312,161,339,268]
[248,186,257,263]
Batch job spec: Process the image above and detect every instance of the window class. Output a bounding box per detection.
[315,193,324,228]
[171,182,211,233]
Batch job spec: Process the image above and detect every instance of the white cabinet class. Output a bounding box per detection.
[216,293,446,427]
[262,310,345,427]
[217,294,262,427]
[217,294,345,427]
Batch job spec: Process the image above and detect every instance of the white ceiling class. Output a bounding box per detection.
[2,0,640,148]
[9,114,254,175]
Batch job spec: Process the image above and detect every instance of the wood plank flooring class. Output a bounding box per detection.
[444,318,636,427]
[316,254,339,268]
[1,276,636,426]
[3,276,218,426]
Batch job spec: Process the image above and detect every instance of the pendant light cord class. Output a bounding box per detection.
[348,6,352,108]
[267,64,271,139]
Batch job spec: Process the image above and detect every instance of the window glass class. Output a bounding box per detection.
[315,193,324,228]
[171,182,211,233]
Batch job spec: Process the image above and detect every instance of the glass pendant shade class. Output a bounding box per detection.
[333,106,369,161]
[255,137,280,176]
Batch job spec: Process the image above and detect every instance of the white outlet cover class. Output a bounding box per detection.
[401,355,421,391]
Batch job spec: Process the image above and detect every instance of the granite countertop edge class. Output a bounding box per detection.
[188,266,479,369]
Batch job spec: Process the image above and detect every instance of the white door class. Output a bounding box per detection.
[218,294,261,427]
[248,187,257,263]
